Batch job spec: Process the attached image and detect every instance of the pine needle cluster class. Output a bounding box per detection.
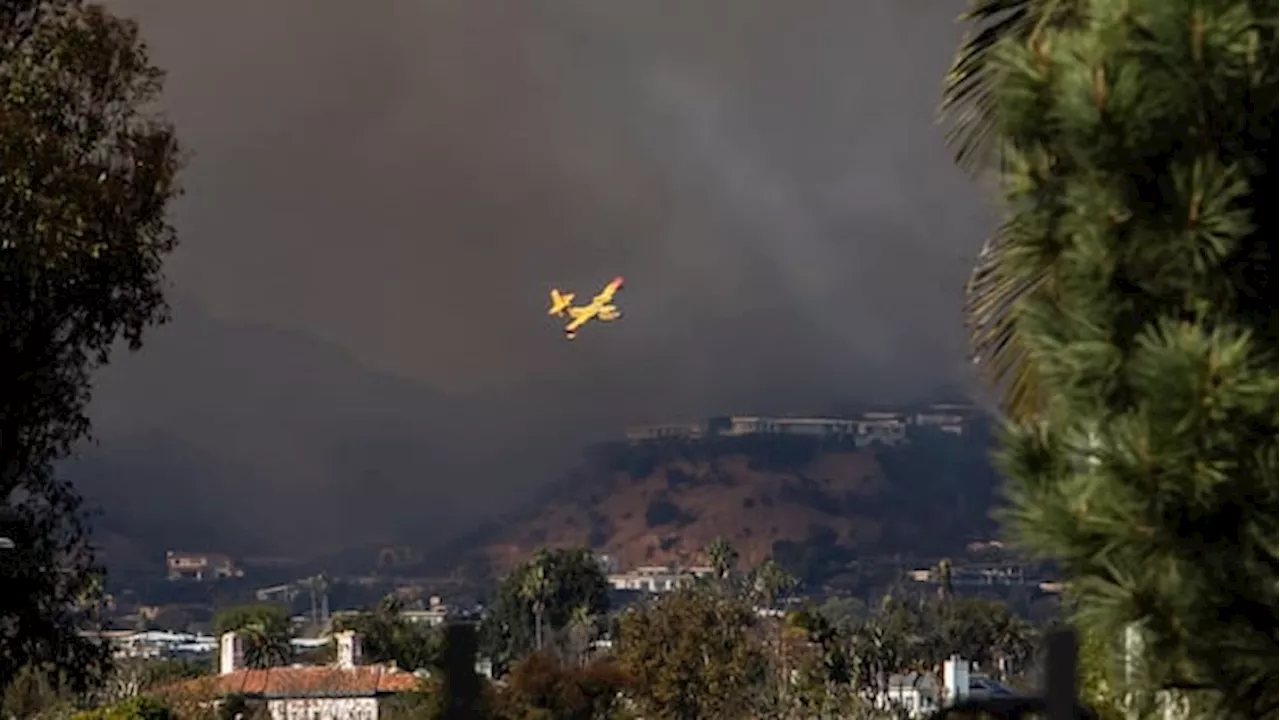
[985,0,1277,715]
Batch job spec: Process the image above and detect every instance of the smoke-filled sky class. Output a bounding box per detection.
[82,0,996,564]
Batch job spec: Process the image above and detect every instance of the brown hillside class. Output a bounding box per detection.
[483,448,893,573]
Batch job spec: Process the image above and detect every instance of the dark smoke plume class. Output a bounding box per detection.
[83,0,994,563]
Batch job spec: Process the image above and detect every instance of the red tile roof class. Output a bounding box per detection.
[162,666,421,700]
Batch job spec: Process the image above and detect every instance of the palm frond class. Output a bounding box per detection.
[940,0,1083,173]
[963,225,1050,421]
[943,0,1085,420]
[941,0,1036,172]
[941,0,1034,172]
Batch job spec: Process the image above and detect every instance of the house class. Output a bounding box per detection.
[106,631,218,660]
[607,565,715,593]
[873,657,990,719]
[879,672,943,718]
[166,551,242,581]
[162,631,419,720]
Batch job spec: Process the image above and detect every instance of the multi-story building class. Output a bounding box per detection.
[625,412,935,447]
[165,551,242,582]
[621,405,985,447]
[708,415,858,438]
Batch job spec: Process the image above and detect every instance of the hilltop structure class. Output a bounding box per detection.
[624,404,977,445]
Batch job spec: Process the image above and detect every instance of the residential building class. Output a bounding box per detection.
[880,672,944,718]
[606,565,714,593]
[708,415,858,438]
[854,416,908,447]
[872,657,1017,719]
[913,411,967,435]
[623,409,980,446]
[625,423,705,443]
[906,564,1029,587]
[165,551,242,582]
[162,631,420,720]
[95,630,346,662]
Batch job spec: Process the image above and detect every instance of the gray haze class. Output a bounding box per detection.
[78,0,995,565]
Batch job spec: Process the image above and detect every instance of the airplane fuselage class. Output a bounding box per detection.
[556,277,625,339]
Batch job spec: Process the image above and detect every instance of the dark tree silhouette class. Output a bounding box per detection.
[0,0,184,692]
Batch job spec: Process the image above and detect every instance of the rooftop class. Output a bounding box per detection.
[162,666,420,700]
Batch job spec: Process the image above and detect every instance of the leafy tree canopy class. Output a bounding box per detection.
[491,652,632,720]
[986,0,1278,714]
[478,548,609,676]
[334,596,442,672]
[615,584,768,720]
[0,0,183,692]
[212,604,290,636]
[71,695,175,720]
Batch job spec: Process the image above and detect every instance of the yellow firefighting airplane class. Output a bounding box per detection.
[546,276,625,340]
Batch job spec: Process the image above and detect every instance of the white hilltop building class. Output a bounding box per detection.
[624,406,976,446]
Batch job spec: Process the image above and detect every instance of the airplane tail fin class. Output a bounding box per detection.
[548,289,575,316]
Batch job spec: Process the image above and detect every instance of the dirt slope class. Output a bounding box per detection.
[477,432,999,574]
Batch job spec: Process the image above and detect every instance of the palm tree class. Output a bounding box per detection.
[564,604,597,666]
[706,537,738,585]
[520,553,553,652]
[752,560,799,707]
[754,559,796,611]
[988,612,1035,681]
[939,0,1087,421]
[935,559,954,600]
[241,621,293,669]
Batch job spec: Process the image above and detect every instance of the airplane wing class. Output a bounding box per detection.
[595,276,625,304]
[564,306,597,333]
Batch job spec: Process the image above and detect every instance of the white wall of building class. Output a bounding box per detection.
[268,697,378,720]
